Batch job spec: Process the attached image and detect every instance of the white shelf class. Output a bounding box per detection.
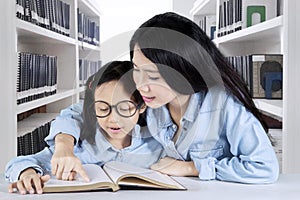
[190,0,216,15]
[78,86,86,93]
[17,89,77,114]
[16,19,76,45]
[78,41,101,51]
[213,16,283,44]
[78,0,101,17]
[253,99,283,118]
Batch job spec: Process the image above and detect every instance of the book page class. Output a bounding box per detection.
[103,161,185,189]
[44,164,114,191]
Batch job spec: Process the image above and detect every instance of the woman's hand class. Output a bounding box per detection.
[8,168,50,194]
[51,133,89,182]
[150,157,199,177]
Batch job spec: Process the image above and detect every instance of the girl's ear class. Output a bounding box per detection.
[139,104,147,114]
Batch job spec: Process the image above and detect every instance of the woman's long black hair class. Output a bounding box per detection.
[129,12,268,133]
[80,61,145,145]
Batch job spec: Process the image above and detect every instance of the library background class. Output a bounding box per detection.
[0,0,299,174]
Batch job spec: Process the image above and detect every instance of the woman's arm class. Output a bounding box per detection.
[215,96,279,183]
[45,103,84,146]
[190,95,279,183]
[150,157,199,176]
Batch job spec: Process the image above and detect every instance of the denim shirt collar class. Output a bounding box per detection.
[182,92,205,122]
[147,88,224,135]
[147,106,173,129]
[94,124,142,153]
[198,86,228,113]
[146,92,205,137]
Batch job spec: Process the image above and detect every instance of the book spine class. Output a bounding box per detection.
[16,52,57,105]
[15,0,71,37]
[17,113,57,155]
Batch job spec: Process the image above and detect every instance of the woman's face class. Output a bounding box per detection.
[94,80,142,144]
[132,45,177,108]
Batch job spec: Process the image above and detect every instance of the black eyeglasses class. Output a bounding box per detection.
[94,100,140,118]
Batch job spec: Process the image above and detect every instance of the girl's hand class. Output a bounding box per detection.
[150,157,199,177]
[51,133,89,182]
[8,168,50,195]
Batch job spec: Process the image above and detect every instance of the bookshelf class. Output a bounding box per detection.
[253,99,282,118]
[0,0,101,171]
[190,0,300,173]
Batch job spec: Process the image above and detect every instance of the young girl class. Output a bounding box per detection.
[5,61,163,194]
[44,12,279,184]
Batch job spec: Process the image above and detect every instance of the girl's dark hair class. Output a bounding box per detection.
[129,12,268,132]
[80,61,145,145]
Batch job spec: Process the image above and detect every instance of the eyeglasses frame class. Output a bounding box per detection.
[94,100,141,118]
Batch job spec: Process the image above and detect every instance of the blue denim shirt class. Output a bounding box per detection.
[18,88,279,184]
[5,103,163,183]
[146,86,279,183]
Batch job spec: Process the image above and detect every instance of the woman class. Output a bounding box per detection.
[44,12,279,184]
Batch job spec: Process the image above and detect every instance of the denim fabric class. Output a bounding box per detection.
[46,103,84,146]
[5,104,163,182]
[22,86,280,184]
[146,86,279,183]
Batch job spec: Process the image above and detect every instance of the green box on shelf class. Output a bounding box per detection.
[247,6,266,27]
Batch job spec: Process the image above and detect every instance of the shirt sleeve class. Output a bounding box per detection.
[5,148,53,183]
[214,95,279,183]
[45,103,84,146]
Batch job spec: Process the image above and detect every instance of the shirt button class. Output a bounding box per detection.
[117,154,122,159]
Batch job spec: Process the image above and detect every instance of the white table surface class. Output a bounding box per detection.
[1,174,300,200]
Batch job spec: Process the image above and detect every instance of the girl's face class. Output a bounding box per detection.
[132,46,177,108]
[94,80,143,146]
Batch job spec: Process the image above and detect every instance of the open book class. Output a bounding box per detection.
[43,161,186,192]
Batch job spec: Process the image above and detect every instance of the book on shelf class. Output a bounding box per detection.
[17,113,58,156]
[241,0,277,29]
[249,54,283,99]
[226,54,283,99]
[17,52,57,104]
[217,0,278,37]
[43,161,186,193]
[195,15,216,40]
[16,0,70,36]
[277,0,283,16]
[79,59,101,87]
[77,9,100,46]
